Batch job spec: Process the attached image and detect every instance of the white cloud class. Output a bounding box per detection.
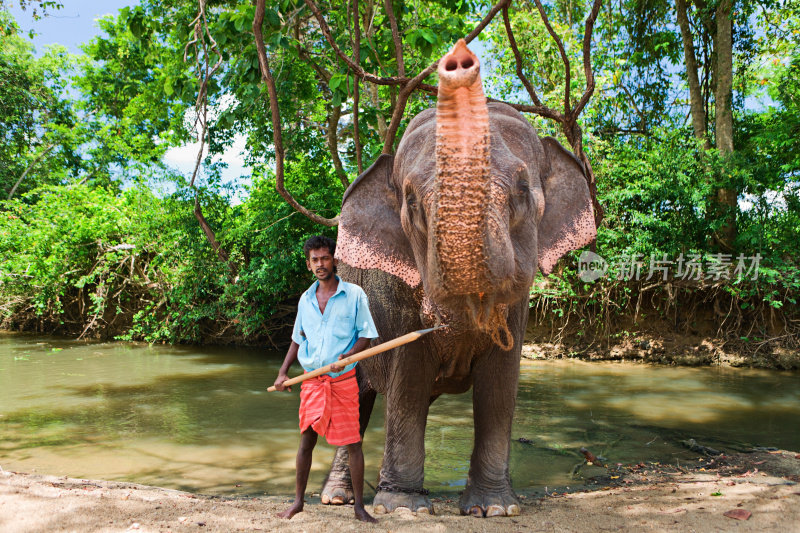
[162,133,252,206]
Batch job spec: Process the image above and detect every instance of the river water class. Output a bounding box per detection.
[1,332,798,495]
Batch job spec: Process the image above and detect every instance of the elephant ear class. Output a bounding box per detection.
[336,154,421,287]
[537,137,597,275]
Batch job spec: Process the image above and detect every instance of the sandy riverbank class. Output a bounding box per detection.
[2,450,798,532]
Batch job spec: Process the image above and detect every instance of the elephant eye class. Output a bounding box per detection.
[404,188,427,233]
[510,178,532,226]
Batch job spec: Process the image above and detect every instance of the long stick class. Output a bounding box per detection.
[267,325,445,392]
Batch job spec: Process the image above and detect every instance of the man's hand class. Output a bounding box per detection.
[273,341,300,391]
[329,353,348,373]
[273,373,292,392]
[330,338,371,373]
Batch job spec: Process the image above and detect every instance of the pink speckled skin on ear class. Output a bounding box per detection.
[336,225,421,287]
[538,203,595,275]
[330,41,596,518]
[537,137,598,275]
[336,154,422,288]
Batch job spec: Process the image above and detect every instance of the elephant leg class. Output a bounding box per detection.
[321,369,376,505]
[459,347,522,517]
[373,348,436,514]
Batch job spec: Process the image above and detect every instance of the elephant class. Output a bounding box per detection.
[322,39,596,517]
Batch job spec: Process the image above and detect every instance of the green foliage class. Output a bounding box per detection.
[1,1,799,352]
[593,130,717,258]
[0,11,76,197]
[0,1,62,22]
[0,158,342,344]
[532,125,799,343]
[1,185,140,320]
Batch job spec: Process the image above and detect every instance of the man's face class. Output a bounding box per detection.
[306,247,337,282]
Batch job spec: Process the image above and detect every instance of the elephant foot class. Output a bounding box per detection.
[320,481,354,505]
[459,484,520,517]
[373,489,434,515]
[321,446,354,505]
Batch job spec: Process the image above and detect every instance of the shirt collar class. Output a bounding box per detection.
[307,275,346,301]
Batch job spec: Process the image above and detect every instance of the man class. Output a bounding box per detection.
[273,235,378,523]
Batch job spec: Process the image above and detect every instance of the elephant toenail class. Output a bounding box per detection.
[331,496,344,504]
[416,506,431,515]
[373,504,387,514]
[321,494,330,504]
[395,506,413,514]
[469,505,485,517]
[348,498,354,504]
[507,504,521,516]
[486,505,505,517]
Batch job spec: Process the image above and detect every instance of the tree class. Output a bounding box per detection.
[247,0,605,230]
[0,11,75,198]
[673,0,758,249]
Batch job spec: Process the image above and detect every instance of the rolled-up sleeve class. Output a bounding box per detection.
[291,303,305,345]
[355,290,378,339]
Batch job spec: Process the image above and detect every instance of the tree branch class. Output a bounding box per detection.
[502,5,561,119]
[487,98,563,120]
[8,144,55,199]
[352,0,363,173]
[194,196,230,262]
[531,0,572,115]
[184,0,235,268]
[254,0,339,226]
[519,0,604,229]
[466,0,512,42]
[327,104,350,187]
[572,0,602,116]
[303,0,406,86]
[383,0,405,77]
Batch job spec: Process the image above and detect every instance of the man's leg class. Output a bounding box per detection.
[278,428,318,519]
[346,441,377,523]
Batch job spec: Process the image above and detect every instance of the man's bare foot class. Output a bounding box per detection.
[355,504,378,523]
[277,501,303,519]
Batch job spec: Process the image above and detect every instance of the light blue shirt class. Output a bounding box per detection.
[292,276,378,377]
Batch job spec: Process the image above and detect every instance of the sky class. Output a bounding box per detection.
[7,0,252,199]
[8,0,135,55]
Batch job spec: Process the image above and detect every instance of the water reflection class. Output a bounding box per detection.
[1,333,798,494]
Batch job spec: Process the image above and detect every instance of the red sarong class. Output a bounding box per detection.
[298,369,360,446]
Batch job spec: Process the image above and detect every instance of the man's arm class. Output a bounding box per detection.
[273,341,300,391]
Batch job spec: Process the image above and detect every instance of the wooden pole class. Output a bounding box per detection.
[267,325,445,392]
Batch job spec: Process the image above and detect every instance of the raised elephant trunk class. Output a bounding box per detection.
[434,40,491,296]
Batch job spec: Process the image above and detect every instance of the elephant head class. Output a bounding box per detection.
[337,40,595,344]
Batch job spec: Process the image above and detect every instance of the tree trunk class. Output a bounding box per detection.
[193,197,232,267]
[675,0,709,146]
[714,0,737,248]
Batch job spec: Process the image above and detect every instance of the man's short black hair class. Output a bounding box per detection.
[303,235,336,259]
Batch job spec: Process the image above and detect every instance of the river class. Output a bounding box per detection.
[1,332,798,495]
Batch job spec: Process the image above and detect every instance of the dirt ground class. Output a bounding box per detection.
[2,450,799,533]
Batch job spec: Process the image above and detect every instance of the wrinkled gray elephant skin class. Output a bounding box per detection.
[325,41,596,517]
